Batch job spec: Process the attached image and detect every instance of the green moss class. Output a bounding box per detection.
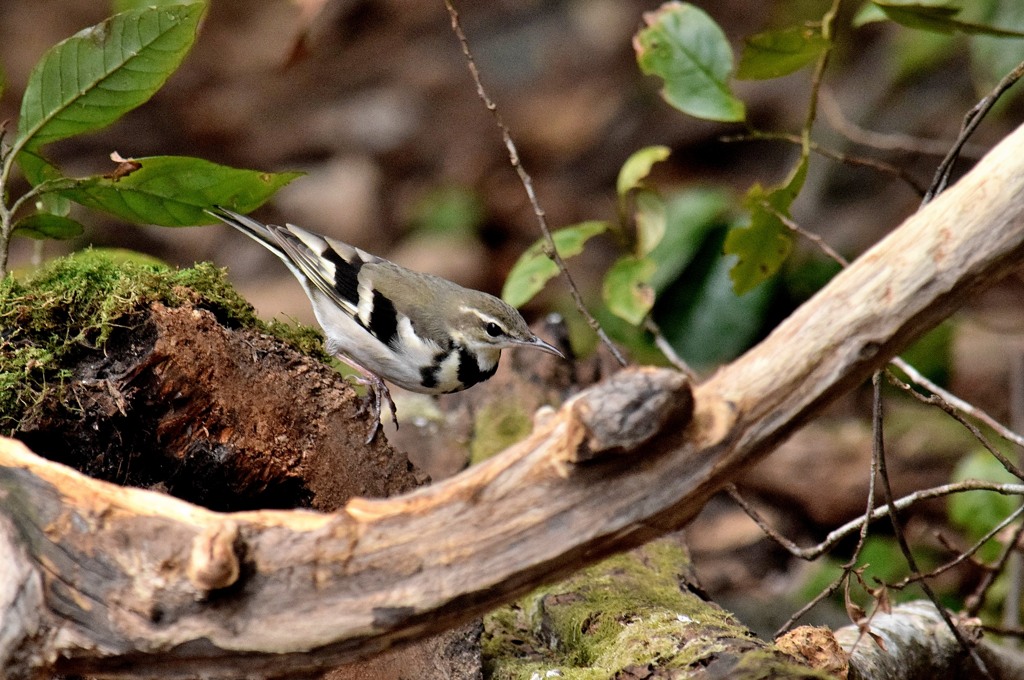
[0,249,327,434]
[484,540,832,679]
[469,400,533,465]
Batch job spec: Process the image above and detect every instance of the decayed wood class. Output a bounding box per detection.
[3,120,1024,677]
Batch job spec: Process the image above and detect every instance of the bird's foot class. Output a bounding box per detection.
[353,373,399,444]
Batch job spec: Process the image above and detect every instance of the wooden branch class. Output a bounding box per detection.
[835,601,1024,679]
[4,120,1024,677]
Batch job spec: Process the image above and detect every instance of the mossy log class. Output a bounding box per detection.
[485,537,838,679]
[4,119,1024,677]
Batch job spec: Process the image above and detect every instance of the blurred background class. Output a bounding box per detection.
[4,0,1024,637]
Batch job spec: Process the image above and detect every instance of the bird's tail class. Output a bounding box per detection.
[206,206,285,257]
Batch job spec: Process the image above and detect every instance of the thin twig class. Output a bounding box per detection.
[873,372,992,678]
[644,317,697,380]
[886,370,1024,480]
[969,518,1024,615]
[924,58,1024,204]
[891,357,1024,449]
[981,622,1024,639]
[801,0,841,141]
[752,477,1024,635]
[819,88,988,158]
[443,0,627,368]
[732,480,1024,563]
[761,203,849,267]
[721,130,928,195]
[891,504,1024,589]
[1002,353,1024,640]
[774,391,882,636]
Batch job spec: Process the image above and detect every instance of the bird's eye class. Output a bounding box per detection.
[485,322,503,337]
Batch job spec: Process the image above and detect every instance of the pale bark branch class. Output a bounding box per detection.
[4,121,1024,678]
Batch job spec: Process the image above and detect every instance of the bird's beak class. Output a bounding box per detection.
[519,335,566,359]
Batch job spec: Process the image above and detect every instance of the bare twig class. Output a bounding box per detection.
[891,504,1024,589]
[874,372,992,678]
[819,88,987,158]
[443,0,627,368]
[886,370,1024,480]
[644,317,697,380]
[1002,352,1024,639]
[732,480,1024,563]
[774,396,881,636]
[968,519,1024,616]
[721,130,928,196]
[762,203,849,267]
[891,357,1024,449]
[924,58,1024,204]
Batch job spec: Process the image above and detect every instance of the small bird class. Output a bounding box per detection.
[207,207,565,443]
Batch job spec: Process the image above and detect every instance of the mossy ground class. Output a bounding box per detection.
[483,540,833,679]
[0,248,326,435]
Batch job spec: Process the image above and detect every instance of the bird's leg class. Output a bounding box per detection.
[353,372,399,444]
[339,358,399,443]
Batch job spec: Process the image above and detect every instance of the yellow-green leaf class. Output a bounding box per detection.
[617,145,671,198]
[635,191,667,257]
[502,221,608,308]
[603,255,657,325]
[736,26,829,80]
[724,157,807,294]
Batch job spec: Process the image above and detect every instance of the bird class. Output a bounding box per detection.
[207,207,566,443]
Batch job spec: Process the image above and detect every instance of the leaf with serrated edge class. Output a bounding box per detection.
[502,221,608,308]
[57,156,302,226]
[724,158,807,294]
[17,4,204,150]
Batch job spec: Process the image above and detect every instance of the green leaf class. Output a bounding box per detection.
[635,191,667,257]
[970,1,1024,93]
[15,150,73,217]
[603,255,657,326]
[17,4,204,150]
[654,226,775,368]
[16,149,63,187]
[853,4,889,26]
[647,188,733,293]
[634,2,745,122]
[12,213,85,240]
[736,26,829,80]
[874,0,1024,36]
[949,450,1021,560]
[114,0,206,11]
[725,158,807,294]
[502,221,608,308]
[56,156,303,226]
[617,145,671,198]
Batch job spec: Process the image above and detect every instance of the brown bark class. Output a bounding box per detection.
[3,120,1024,677]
